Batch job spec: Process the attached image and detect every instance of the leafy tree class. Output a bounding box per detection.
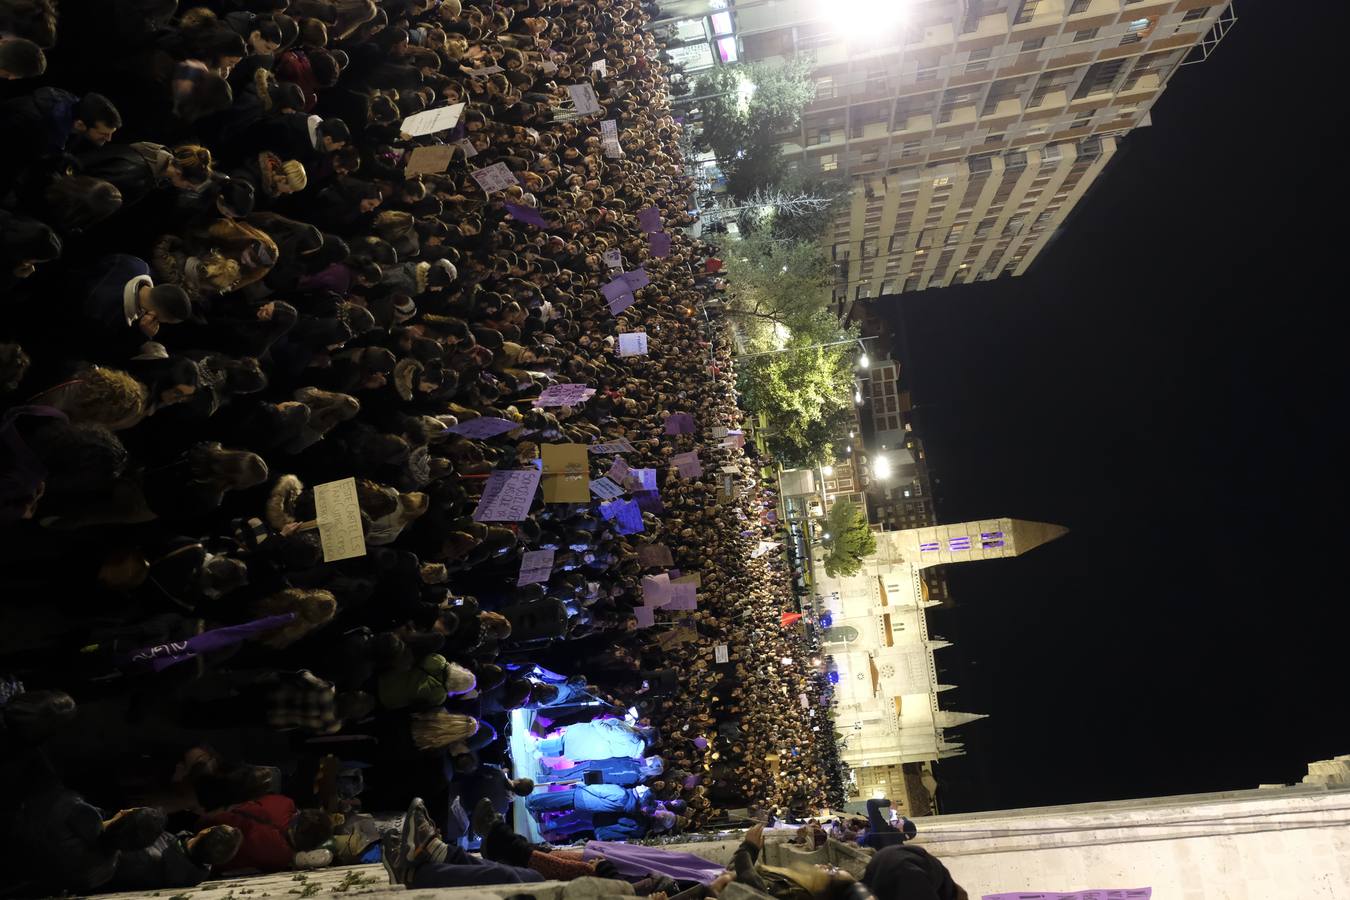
[821,500,877,577]
[691,59,816,200]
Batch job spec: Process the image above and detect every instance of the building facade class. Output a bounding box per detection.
[721,0,1235,307]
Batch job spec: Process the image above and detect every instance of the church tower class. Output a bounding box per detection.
[886,517,1068,569]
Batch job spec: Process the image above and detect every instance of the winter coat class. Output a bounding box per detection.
[108,831,210,891]
[200,794,295,873]
[376,653,452,710]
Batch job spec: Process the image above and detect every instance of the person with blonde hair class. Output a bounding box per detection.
[410,709,480,752]
[252,588,337,649]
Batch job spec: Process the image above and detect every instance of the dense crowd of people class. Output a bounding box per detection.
[0,0,872,895]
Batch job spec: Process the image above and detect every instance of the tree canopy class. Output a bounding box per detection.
[821,499,877,578]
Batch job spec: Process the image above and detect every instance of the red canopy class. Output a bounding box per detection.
[780,612,803,628]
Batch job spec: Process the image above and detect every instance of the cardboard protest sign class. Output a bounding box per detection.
[664,413,695,435]
[589,476,625,501]
[534,384,595,407]
[608,457,631,482]
[405,145,455,175]
[566,83,602,116]
[447,417,520,438]
[637,206,661,233]
[617,332,648,356]
[642,573,671,607]
[672,451,702,478]
[472,468,541,521]
[517,549,556,586]
[649,231,671,258]
[504,202,549,228]
[313,477,367,562]
[400,102,466,136]
[541,443,590,503]
[470,162,519,193]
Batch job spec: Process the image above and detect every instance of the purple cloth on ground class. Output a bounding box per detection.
[583,841,726,883]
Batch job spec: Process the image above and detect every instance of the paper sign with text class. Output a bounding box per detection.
[672,451,702,478]
[472,468,541,521]
[633,490,663,514]
[590,439,634,455]
[617,332,648,356]
[401,102,466,136]
[612,499,644,535]
[470,162,519,193]
[666,581,697,610]
[642,573,671,607]
[535,383,595,407]
[608,457,631,482]
[566,83,602,116]
[602,249,623,269]
[456,139,479,158]
[405,145,455,175]
[313,477,367,562]
[607,290,635,316]
[517,549,556,586]
[589,476,625,500]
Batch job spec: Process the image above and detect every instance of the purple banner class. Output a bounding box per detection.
[664,412,695,435]
[982,893,1151,900]
[649,231,671,258]
[637,206,662,233]
[622,268,650,291]
[535,383,595,407]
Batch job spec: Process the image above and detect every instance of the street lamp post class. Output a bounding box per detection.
[735,334,880,361]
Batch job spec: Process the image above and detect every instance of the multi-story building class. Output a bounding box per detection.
[718,0,1235,309]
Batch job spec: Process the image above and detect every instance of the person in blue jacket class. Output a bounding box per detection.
[81,254,192,357]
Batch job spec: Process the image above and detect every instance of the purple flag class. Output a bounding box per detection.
[607,291,635,316]
[504,202,550,228]
[622,268,650,291]
[601,277,632,302]
[649,232,671,258]
[664,413,695,435]
[124,614,298,672]
[637,206,662,233]
[672,451,702,478]
[633,490,663,514]
[447,417,520,438]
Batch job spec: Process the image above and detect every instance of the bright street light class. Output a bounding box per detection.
[874,455,893,480]
[820,465,834,477]
[836,0,909,39]
[858,353,870,368]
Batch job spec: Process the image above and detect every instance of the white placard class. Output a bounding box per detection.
[603,139,623,159]
[470,162,520,193]
[617,332,648,357]
[589,476,625,501]
[591,59,607,76]
[456,139,478,159]
[566,83,602,116]
[313,477,367,562]
[464,64,504,77]
[400,102,466,137]
[602,249,623,269]
[714,643,729,664]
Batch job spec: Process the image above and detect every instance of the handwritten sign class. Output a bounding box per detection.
[590,59,607,76]
[618,332,648,357]
[566,83,602,116]
[714,643,729,664]
[649,232,671,258]
[401,102,466,136]
[634,606,656,629]
[472,468,541,522]
[637,206,661,233]
[603,249,623,269]
[608,457,630,483]
[642,573,671,607]
[405,144,455,175]
[607,290,635,316]
[505,202,549,228]
[456,139,478,159]
[447,417,520,438]
[601,119,619,141]
[710,427,729,439]
[313,477,367,562]
[470,162,519,193]
[638,543,674,567]
[535,383,595,407]
[664,413,695,435]
[517,549,556,586]
[672,451,702,478]
[590,439,634,454]
[589,476,625,500]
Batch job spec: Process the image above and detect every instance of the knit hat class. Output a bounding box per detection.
[282,159,308,192]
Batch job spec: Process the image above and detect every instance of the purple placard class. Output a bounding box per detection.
[664,412,695,435]
[608,291,635,316]
[613,499,644,535]
[692,737,709,750]
[642,573,671,607]
[982,893,1151,900]
[535,383,595,407]
[666,581,697,610]
[601,277,632,302]
[447,417,520,438]
[589,476,625,500]
[598,499,622,521]
[627,468,657,492]
[633,606,656,629]
[608,457,630,483]
[504,202,550,228]
[649,231,671,258]
[633,490,663,514]
[672,451,702,478]
[637,206,662,233]
[517,548,556,586]
[622,267,650,291]
[472,468,541,521]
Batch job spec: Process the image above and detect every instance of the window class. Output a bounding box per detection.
[981,531,1005,548]
[815,76,835,100]
[1013,0,1042,25]
[965,47,992,73]
[820,153,839,172]
[919,541,939,552]
[948,536,971,551]
[1021,36,1045,52]
[1182,7,1210,21]
[815,128,833,145]
[1072,113,1092,128]
[1068,0,1091,13]
[1119,33,1141,45]
[716,36,738,63]
[710,11,734,35]
[1073,27,1098,42]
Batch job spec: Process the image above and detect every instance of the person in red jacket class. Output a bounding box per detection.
[199,794,332,873]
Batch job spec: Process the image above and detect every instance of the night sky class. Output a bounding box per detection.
[875,2,1350,813]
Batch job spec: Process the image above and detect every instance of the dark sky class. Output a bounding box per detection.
[876,1,1350,813]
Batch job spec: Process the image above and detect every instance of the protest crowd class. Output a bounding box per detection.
[0,0,963,898]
